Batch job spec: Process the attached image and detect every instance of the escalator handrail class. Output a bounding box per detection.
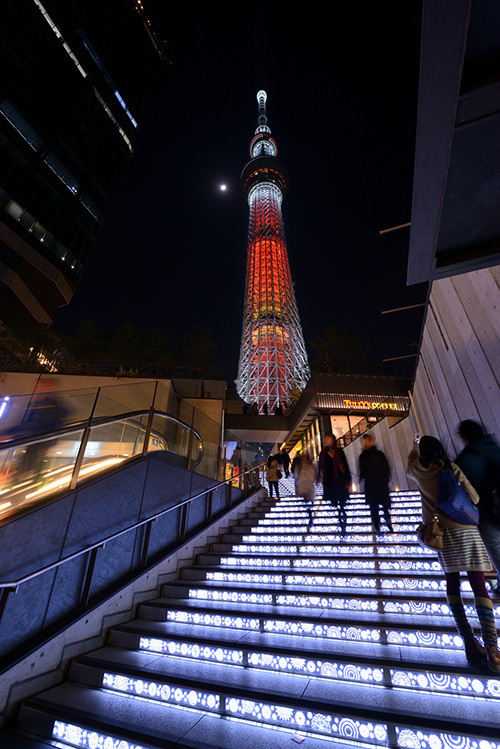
[0,409,203,453]
[0,463,265,589]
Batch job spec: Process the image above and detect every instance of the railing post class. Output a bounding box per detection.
[186,406,195,472]
[238,458,243,490]
[180,502,189,540]
[140,518,157,567]
[0,586,17,626]
[207,490,213,523]
[69,387,101,491]
[142,381,159,457]
[81,544,104,608]
[227,481,232,507]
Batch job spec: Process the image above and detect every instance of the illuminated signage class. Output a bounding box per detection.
[315,393,409,412]
[343,399,399,411]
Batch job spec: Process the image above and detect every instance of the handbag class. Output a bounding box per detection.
[277,469,282,480]
[438,469,479,525]
[416,515,443,551]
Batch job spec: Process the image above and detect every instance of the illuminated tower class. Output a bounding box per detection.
[236,91,310,413]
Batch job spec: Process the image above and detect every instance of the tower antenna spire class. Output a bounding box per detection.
[256,90,269,132]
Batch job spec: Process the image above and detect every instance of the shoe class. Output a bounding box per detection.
[464,636,486,663]
[485,644,500,673]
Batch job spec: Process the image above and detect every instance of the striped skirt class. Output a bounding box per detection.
[437,527,492,573]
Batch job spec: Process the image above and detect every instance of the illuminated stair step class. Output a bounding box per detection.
[212,543,437,556]
[17,695,347,749]
[239,524,418,534]
[183,568,450,587]
[256,504,422,515]
[238,516,421,526]
[66,652,500,746]
[252,513,421,524]
[260,504,422,515]
[198,554,441,570]
[25,682,500,749]
[141,597,500,646]
[253,522,421,532]
[236,532,422,543]
[162,605,499,650]
[109,626,500,702]
[268,499,422,506]
[68,655,390,745]
[159,583,500,618]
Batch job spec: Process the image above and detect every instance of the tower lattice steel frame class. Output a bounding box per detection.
[236,91,310,414]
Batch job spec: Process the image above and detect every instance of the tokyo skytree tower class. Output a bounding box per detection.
[236,91,310,414]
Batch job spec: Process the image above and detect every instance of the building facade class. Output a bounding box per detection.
[236,91,310,414]
[0,0,169,324]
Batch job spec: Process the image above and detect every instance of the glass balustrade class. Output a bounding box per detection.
[0,380,226,521]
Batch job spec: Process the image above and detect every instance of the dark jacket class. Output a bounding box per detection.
[359,446,390,486]
[455,435,500,521]
[360,445,391,506]
[317,447,351,486]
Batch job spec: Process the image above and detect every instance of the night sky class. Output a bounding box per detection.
[54,2,426,384]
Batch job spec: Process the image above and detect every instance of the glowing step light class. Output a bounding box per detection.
[139,636,244,665]
[230,544,436,556]
[219,556,442,572]
[395,727,500,749]
[102,671,220,711]
[247,524,418,533]
[137,635,500,701]
[204,571,448,590]
[252,516,421,525]
[184,588,500,619]
[241,533,419,544]
[53,720,145,748]
[101,672,388,745]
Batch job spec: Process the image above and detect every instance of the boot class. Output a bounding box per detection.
[448,594,477,662]
[464,636,486,663]
[485,644,500,673]
[475,595,500,672]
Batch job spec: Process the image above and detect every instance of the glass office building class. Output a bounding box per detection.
[0,0,169,324]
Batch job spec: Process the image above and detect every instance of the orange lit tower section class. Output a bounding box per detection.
[236,91,310,413]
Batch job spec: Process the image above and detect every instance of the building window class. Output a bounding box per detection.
[0,99,43,151]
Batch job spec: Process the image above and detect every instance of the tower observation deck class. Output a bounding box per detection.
[236,91,310,414]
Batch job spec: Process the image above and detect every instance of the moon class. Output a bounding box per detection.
[219,184,227,191]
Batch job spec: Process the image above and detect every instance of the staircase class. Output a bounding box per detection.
[6,479,500,748]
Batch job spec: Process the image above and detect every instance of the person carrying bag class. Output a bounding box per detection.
[407,435,500,672]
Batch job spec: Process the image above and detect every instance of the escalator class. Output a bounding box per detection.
[0,380,205,522]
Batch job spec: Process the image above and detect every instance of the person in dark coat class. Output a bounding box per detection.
[317,433,351,534]
[280,449,291,478]
[456,419,500,595]
[359,433,393,533]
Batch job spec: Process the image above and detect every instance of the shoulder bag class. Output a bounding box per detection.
[438,469,479,525]
[416,514,443,551]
